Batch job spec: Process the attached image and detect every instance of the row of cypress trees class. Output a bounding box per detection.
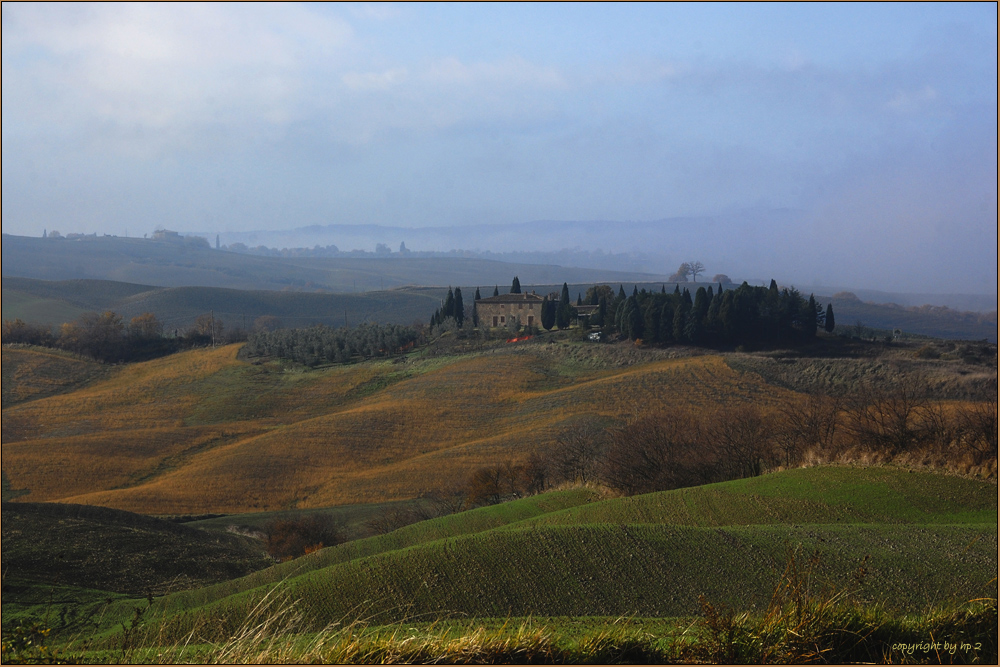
[599,279,834,347]
[430,287,467,328]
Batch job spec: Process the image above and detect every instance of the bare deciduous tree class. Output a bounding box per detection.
[709,404,776,479]
[776,393,840,466]
[551,420,607,484]
[688,261,705,282]
[844,375,930,455]
[955,390,998,465]
[601,413,711,495]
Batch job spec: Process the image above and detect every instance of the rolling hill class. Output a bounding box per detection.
[1,234,670,294]
[5,271,995,342]
[2,277,448,332]
[0,342,797,513]
[1,502,273,599]
[3,334,996,516]
[27,467,991,646]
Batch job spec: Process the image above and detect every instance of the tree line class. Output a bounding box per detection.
[1,311,237,363]
[589,279,835,348]
[240,322,421,366]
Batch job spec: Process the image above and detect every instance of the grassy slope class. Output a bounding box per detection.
[2,276,444,331]
[518,466,998,527]
[1,235,664,293]
[1,289,91,327]
[111,467,997,643]
[829,295,998,342]
[1,344,794,513]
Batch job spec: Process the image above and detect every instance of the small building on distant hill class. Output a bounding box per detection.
[475,292,544,328]
[152,229,181,241]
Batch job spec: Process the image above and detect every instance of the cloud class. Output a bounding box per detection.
[420,56,566,89]
[348,3,403,21]
[886,84,938,112]
[342,67,408,91]
[2,4,353,138]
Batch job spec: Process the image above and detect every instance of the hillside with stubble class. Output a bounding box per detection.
[2,331,995,516]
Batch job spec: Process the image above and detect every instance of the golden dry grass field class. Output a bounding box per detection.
[2,342,798,514]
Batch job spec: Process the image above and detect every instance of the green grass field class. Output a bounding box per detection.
[3,467,995,664]
[18,467,984,648]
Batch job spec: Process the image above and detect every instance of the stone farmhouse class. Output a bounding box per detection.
[475,292,545,328]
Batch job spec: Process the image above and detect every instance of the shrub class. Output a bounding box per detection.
[263,515,345,561]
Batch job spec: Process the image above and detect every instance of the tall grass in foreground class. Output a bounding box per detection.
[698,549,997,664]
[33,551,994,665]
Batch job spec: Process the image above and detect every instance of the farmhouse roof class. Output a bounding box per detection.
[477,291,545,304]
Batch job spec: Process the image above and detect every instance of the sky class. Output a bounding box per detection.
[2,2,997,293]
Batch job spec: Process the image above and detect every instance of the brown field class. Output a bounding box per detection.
[1,342,795,514]
[3,338,993,515]
[1,346,111,408]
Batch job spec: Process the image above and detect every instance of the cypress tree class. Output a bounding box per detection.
[618,285,627,300]
[661,284,666,294]
[511,277,522,294]
[643,298,661,342]
[673,285,681,296]
[444,287,455,320]
[673,300,689,342]
[684,306,702,344]
[541,296,555,330]
[556,302,572,329]
[659,301,675,343]
[706,289,723,343]
[632,285,639,297]
[621,296,642,340]
[494,285,499,297]
[694,286,709,322]
[560,283,571,307]
[597,296,607,327]
[825,303,836,333]
[475,287,481,300]
[454,287,465,328]
[804,294,818,336]
[614,298,627,332]
[577,293,583,306]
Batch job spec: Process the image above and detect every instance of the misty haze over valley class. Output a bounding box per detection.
[3,4,996,298]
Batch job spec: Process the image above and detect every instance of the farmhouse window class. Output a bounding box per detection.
[493,316,498,326]
[501,316,506,323]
